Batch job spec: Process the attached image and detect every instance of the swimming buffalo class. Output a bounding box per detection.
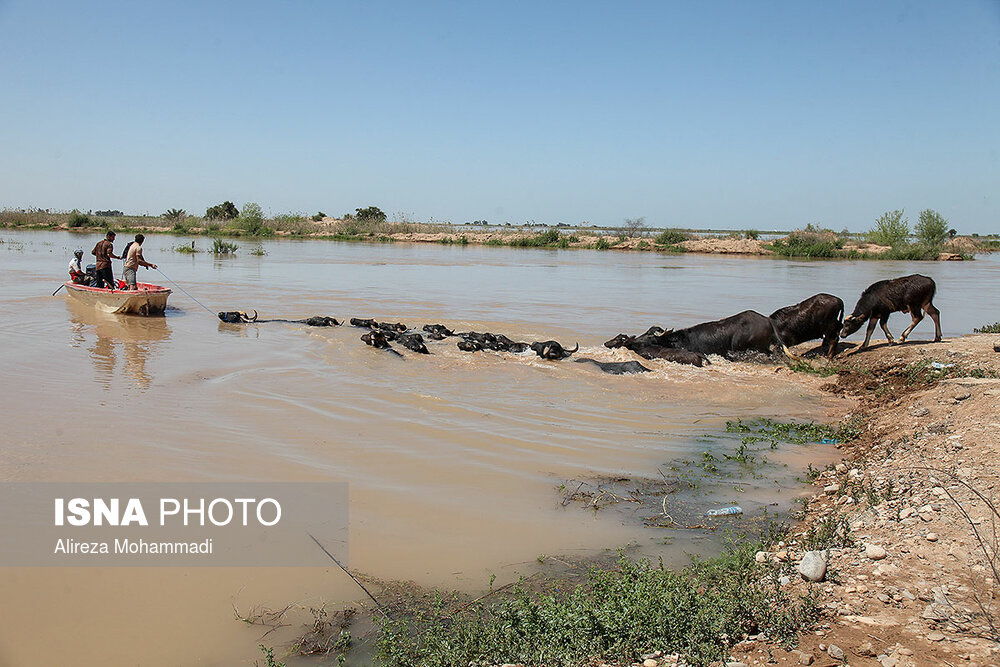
[397,332,430,354]
[530,340,579,360]
[651,310,791,360]
[455,331,530,353]
[841,274,941,350]
[573,357,651,375]
[769,293,844,359]
[218,310,258,323]
[422,324,455,340]
[604,332,710,366]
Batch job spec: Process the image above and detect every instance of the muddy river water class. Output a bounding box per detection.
[1,230,997,665]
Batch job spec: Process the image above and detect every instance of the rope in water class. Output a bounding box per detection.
[155,268,216,316]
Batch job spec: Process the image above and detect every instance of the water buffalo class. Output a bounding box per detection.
[218,310,257,323]
[530,340,579,360]
[573,358,651,374]
[841,274,941,350]
[652,310,792,360]
[769,293,844,359]
[455,332,530,353]
[397,332,430,354]
[422,324,455,340]
[361,330,403,356]
[604,332,710,366]
[350,318,407,333]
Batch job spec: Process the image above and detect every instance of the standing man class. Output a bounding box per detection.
[123,234,157,290]
[91,231,120,289]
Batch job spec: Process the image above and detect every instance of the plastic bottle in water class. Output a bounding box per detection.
[704,505,743,517]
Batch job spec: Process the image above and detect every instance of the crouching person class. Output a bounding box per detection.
[68,248,91,285]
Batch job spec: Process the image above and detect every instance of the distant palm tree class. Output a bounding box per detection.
[163,208,187,221]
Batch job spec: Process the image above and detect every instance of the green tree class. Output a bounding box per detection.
[355,206,386,223]
[915,209,949,246]
[237,202,272,236]
[205,201,239,220]
[867,209,910,246]
[163,208,186,221]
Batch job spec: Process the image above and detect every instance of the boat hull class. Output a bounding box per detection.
[63,281,171,315]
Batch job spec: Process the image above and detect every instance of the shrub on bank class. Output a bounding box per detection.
[655,228,690,245]
[867,210,910,247]
[375,544,817,667]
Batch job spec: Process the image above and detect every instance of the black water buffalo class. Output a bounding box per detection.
[350,318,407,333]
[603,332,710,367]
[769,293,844,359]
[841,274,941,350]
[573,357,651,375]
[422,324,455,340]
[361,330,404,356]
[397,332,430,354]
[530,340,579,360]
[652,310,790,360]
[218,310,258,323]
[455,331,530,353]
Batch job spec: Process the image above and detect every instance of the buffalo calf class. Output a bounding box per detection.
[841,274,941,350]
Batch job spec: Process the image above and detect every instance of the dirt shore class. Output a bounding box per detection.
[712,335,1000,667]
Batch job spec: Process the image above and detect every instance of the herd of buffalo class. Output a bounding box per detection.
[218,274,944,374]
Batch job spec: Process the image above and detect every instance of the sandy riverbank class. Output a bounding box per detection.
[714,334,1000,667]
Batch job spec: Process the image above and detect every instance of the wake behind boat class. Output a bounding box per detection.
[63,281,171,315]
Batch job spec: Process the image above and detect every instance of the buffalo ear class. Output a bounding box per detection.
[663,328,674,335]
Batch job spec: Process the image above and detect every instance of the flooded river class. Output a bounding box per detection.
[1,230,996,665]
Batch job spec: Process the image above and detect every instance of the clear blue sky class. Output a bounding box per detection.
[1,1,998,232]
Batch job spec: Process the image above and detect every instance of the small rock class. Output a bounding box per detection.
[897,648,913,656]
[827,644,845,660]
[927,631,945,642]
[824,483,840,495]
[926,533,939,542]
[911,407,929,417]
[798,550,827,582]
[954,391,971,401]
[858,641,875,657]
[755,551,767,563]
[866,544,888,560]
[643,660,658,667]
[793,650,814,665]
[876,592,891,603]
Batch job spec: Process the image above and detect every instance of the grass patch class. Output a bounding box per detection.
[594,237,612,250]
[375,545,816,667]
[211,238,238,255]
[974,322,1000,334]
[172,243,199,254]
[802,514,853,551]
[726,417,862,446]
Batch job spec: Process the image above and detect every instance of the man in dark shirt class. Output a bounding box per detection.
[91,231,120,289]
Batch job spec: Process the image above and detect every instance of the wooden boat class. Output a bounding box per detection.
[63,281,171,315]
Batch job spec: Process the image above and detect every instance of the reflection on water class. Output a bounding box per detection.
[66,300,171,391]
